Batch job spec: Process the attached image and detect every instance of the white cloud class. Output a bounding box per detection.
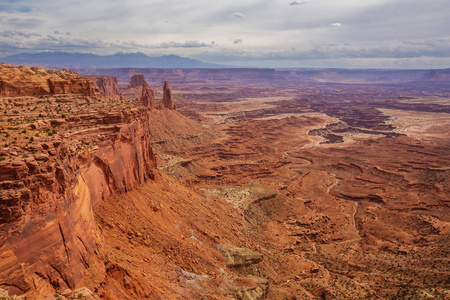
[330,22,342,27]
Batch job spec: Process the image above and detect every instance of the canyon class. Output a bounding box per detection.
[0,63,449,299]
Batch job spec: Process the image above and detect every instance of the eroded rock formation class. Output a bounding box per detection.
[0,64,98,97]
[122,74,149,100]
[0,108,155,295]
[90,76,123,100]
[129,74,149,88]
[139,86,156,108]
[5,63,449,299]
[0,66,157,296]
[159,80,176,110]
[122,75,176,110]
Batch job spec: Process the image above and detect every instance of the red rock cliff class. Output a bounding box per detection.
[0,64,98,97]
[89,76,123,100]
[139,86,156,108]
[0,100,156,296]
[129,74,149,88]
[122,74,150,101]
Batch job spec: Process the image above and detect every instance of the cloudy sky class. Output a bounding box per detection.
[0,0,449,68]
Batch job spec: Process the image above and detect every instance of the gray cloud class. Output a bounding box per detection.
[159,41,215,48]
[0,32,217,57]
[0,0,449,68]
[0,30,41,38]
[289,1,309,6]
[3,17,44,28]
[230,12,245,19]
[195,37,450,62]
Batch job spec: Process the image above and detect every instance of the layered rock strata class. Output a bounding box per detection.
[129,74,149,88]
[89,76,123,100]
[0,64,98,97]
[0,88,156,296]
[122,74,149,100]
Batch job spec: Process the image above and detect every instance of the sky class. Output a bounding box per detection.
[0,0,449,69]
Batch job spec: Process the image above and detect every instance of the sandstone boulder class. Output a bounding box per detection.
[217,245,263,267]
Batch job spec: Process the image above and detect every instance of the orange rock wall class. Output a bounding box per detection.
[0,64,98,97]
[89,76,122,100]
[0,109,156,295]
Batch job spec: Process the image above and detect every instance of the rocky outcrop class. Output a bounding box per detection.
[217,245,263,268]
[217,245,268,300]
[47,78,98,95]
[129,74,149,88]
[0,64,99,97]
[122,74,150,101]
[159,80,176,110]
[0,101,156,296]
[122,75,176,110]
[56,287,99,300]
[90,76,123,100]
[139,86,156,108]
[235,277,269,300]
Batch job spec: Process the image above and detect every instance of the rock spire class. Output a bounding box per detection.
[140,86,156,108]
[160,80,176,110]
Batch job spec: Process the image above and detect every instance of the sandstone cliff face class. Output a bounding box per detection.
[0,64,98,97]
[0,102,156,296]
[47,78,98,95]
[0,67,199,299]
[89,76,123,100]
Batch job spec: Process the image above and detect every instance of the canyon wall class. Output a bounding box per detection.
[0,64,269,299]
[0,76,156,296]
[89,76,123,100]
[0,64,99,97]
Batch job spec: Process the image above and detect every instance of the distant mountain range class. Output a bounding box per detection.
[0,52,229,69]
